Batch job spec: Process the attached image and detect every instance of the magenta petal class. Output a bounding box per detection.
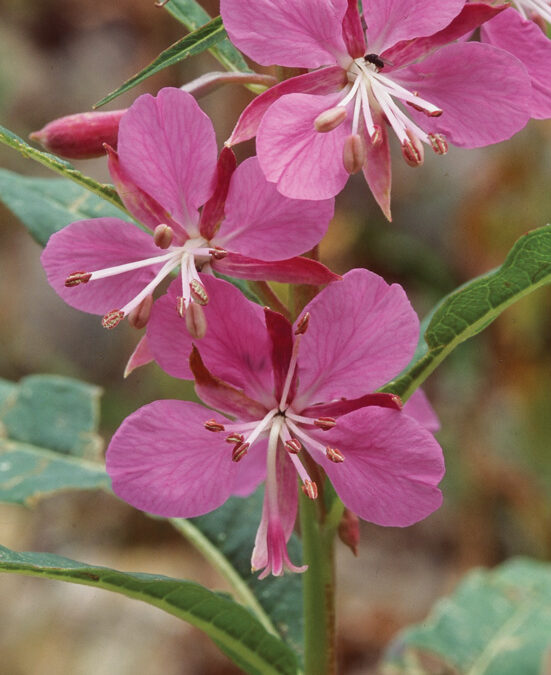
[213,252,340,285]
[117,88,217,229]
[257,92,351,200]
[403,389,440,433]
[228,67,347,146]
[214,157,334,260]
[147,276,274,405]
[364,0,465,54]
[296,269,419,405]
[106,400,237,517]
[396,42,531,148]
[124,335,154,378]
[41,218,162,315]
[220,0,348,68]
[362,115,392,221]
[482,8,551,120]
[316,407,445,526]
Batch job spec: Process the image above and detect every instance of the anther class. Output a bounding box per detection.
[205,419,225,432]
[428,133,448,155]
[302,480,318,500]
[232,442,250,462]
[176,296,186,318]
[343,134,365,174]
[102,309,125,329]
[210,247,228,261]
[326,447,345,463]
[314,417,336,430]
[226,433,244,444]
[285,439,302,454]
[65,271,91,287]
[370,125,383,147]
[314,107,347,133]
[295,312,310,335]
[406,93,443,117]
[185,302,207,339]
[401,133,424,167]
[189,279,209,306]
[127,294,153,329]
[153,224,174,249]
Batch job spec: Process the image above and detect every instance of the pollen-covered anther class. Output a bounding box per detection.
[189,279,209,306]
[302,480,318,500]
[127,294,153,329]
[204,419,225,432]
[225,433,244,444]
[65,271,91,287]
[176,296,186,318]
[406,99,443,117]
[185,302,207,339]
[326,446,345,463]
[102,309,125,329]
[314,416,336,431]
[285,438,302,454]
[343,134,365,174]
[401,131,424,167]
[295,312,310,335]
[232,441,250,462]
[314,106,347,133]
[210,247,228,261]
[428,133,448,155]
[153,224,174,249]
[370,125,383,147]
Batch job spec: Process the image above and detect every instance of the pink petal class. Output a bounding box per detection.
[220,0,349,68]
[316,407,445,526]
[117,88,217,230]
[295,269,419,406]
[199,146,237,240]
[41,218,162,315]
[106,400,237,517]
[257,92,351,200]
[363,0,465,54]
[228,67,347,145]
[124,335,154,378]
[395,42,531,148]
[233,439,268,497]
[146,276,274,405]
[213,252,340,285]
[362,115,392,221]
[481,8,551,120]
[342,0,366,58]
[214,157,334,260]
[403,389,440,433]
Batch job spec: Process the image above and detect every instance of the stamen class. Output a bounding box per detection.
[65,271,91,287]
[314,417,337,430]
[314,107,347,133]
[226,433,244,444]
[326,447,345,463]
[284,438,302,454]
[279,336,302,410]
[343,134,365,174]
[102,309,124,329]
[295,312,310,335]
[87,250,177,281]
[119,256,181,317]
[204,419,225,432]
[232,442,250,462]
[401,130,424,167]
[210,247,228,261]
[428,133,448,155]
[302,480,318,500]
[189,279,209,306]
[153,224,174,249]
[176,296,186,318]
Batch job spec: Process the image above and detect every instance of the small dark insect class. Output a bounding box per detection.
[364,53,385,69]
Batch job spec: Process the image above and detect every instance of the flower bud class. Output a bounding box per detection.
[30,109,126,160]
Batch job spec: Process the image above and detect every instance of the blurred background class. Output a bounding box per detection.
[1,1,551,672]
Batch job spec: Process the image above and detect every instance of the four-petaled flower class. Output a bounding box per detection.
[106,270,445,578]
[41,88,337,333]
[222,0,532,218]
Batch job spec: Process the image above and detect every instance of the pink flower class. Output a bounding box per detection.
[41,88,336,331]
[106,270,445,578]
[222,0,532,218]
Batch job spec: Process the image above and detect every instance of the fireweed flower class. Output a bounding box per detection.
[41,88,336,332]
[106,270,445,578]
[222,0,532,218]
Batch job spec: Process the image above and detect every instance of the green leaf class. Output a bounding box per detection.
[162,0,252,74]
[382,558,551,675]
[0,125,125,212]
[381,224,551,400]
[95,16,227,108]
[0,375,108,505]
[0,545,299,675]
[0,169,134,246]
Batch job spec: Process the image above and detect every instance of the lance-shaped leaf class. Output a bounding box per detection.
[381,224,551,400]
[0,125,124,211]
[95,17,227,108]
[381,557,551,675]
[0,375,108,505]
[0,545,299,675]
[0,170,135,247]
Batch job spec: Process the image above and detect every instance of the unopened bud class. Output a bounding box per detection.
[153,224,174,249]
[226,433,244,444]
[428,133,448,155]
[232,441,250,462]
[285,439,302,454]
[314,417,336,431]
[401,131,424,167]
[102,309,125,329]
[65,271,91,287]
[205,419,225,432]
[185,302,207,339]
[210,247,228,261]
[338,508,360,556]
[189,279,209,306]
[326,446,345,463]
[343,134,365,174]
[302,480,318,500]
[29,109,125,160]
[176,296,186,318]
[295,312,310,335]
[127,294,153,329]
[314,106,347,133]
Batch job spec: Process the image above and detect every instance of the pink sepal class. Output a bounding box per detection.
[199,147,237,240]
[302,392,402,419]
[264,308,295,403]
[342,0,366,58]
[124,335,154,378]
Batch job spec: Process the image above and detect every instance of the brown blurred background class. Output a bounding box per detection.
[1,1,551,673]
